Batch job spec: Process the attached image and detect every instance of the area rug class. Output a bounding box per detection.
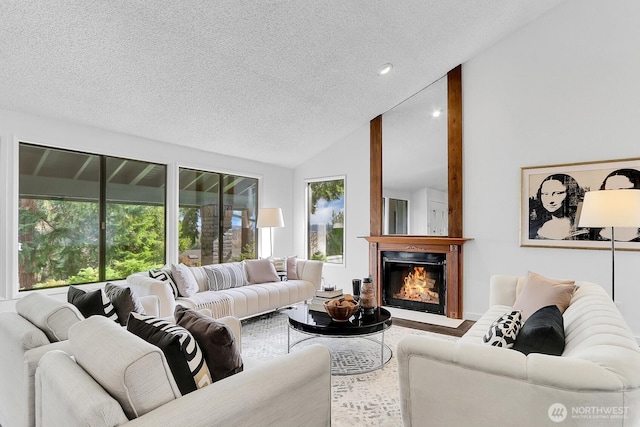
[240,310,458,427]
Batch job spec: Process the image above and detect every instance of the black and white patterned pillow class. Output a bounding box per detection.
[204,263,247,291]
[127,313,212,395]
[483,310,523,348]
[149,268,179,298]
[68,286,119,323]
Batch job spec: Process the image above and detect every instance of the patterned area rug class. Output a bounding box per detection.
[241,310,458,427]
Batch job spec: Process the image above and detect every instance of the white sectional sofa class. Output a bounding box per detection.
[397,274,640,427]
[35,315,332,427]
[127,259,323,318]
[0,292,159,427]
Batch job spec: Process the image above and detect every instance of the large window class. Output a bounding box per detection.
[178,168,258,265]
[307,177,345,264]
[18,143,166,290]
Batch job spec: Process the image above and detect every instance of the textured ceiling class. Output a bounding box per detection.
[0,1,566,168]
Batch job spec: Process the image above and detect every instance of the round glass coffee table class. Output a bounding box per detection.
[287,304,393,375]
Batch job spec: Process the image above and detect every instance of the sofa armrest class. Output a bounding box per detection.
[215,316,242,352]
[296,260,323,289]
[398,335,528,427]
[127,274,176,317]
[36,350,129,427]
[19,340,71,427]
[139,295,161,317]
[127,344,331,427]
[397,334,637,427]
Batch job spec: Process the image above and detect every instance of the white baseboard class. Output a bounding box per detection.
[462,311,483,322]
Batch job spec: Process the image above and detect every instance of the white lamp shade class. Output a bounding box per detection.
[578,189,640,228]
[257,208,284,228]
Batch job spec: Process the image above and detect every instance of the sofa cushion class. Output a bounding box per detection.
[127,313,212,395]
[149,268,179,298]
[287,256,299,280]
[15,293,83,342]
[245,259,280,284]
[204,262,247,291]
[513,305,565,356]
[105,283,146,326]
[70,315,181,419]
[483,310,522,348]
[174,306,243,382]
[68,286,118,323]
[512,271,576,322]
[171,263,199,297]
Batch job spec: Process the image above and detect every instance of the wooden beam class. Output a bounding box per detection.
[370,115,382,237]
[448,65,463,238]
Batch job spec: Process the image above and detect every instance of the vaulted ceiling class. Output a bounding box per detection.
[0,1,566,168]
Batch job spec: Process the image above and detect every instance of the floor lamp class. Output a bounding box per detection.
[578,189,640,301]
[257,208,284,257]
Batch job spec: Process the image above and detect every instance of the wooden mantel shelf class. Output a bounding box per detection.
[364,235,471,319]
[364,236,472,245]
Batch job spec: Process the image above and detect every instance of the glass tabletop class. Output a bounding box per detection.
[287,304,392,336]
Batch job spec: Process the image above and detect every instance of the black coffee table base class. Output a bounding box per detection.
[288,325,392,375]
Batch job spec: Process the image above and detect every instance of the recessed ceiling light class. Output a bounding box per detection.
[377,63,393,75]
[432,110,442,118]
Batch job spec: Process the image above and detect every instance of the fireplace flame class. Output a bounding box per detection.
[394,266,439,303]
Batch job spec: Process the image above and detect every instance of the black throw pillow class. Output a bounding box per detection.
[68,286,118,322]
[174,306,244,382]
[104,283,145,326]
[127,313,212,395]
[513,304,565,356]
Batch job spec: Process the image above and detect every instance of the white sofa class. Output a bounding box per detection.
[0,292,160,427]
[35,315,332,427]
[127,259,323,318]
[397,275,640,427]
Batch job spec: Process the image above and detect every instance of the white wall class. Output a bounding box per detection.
[293,124,371,293]
[0,108,293,307]
[463,0,640,337]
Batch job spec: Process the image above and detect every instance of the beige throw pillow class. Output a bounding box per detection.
[512,271,576,322]
[245,259,280,284]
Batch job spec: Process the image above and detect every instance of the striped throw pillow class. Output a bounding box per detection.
[204,263,248,291]
[270,256,287,273]
[149,268,179,298]
[127,313,212,395]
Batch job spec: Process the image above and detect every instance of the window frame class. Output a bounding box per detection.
[178,167,259,266]
[305,175,346,267]
[17,142,167,290]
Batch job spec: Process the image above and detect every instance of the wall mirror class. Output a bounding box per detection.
[370,65,462,238]
[381,76,448,235]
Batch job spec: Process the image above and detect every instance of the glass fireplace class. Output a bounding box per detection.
[382,251,446,315]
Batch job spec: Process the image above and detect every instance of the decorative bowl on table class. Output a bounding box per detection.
[324,295,360,322]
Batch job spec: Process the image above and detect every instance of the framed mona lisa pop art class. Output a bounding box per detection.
[521,158,640,250]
